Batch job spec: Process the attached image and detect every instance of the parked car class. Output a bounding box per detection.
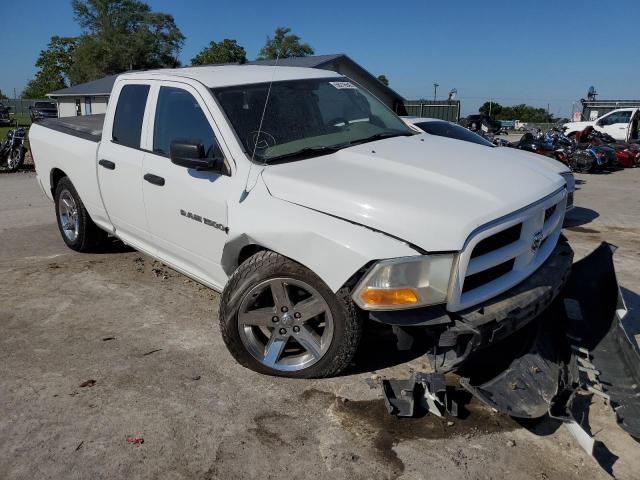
[563,108,640,142]
[29,101,58,122]
[403,117,575,209]
[30,65,574,379]
[0,102,12,125]
[402,117,495,146]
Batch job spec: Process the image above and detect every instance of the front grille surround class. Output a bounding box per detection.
[447,188,568,312]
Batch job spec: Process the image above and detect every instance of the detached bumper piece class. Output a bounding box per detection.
[458,242,640,439]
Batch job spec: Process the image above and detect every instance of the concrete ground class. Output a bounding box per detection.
[1,168,639,480]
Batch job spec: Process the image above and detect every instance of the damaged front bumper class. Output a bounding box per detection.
[373,239,574,372]
[383,242,640,441]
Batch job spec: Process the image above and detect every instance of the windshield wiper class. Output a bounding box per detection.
[348,131,414,147]
[264,144,349,163]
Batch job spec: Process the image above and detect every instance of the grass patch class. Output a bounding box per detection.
[1,114,32,142]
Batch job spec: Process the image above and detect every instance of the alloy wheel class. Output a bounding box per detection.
[238,277,334,372]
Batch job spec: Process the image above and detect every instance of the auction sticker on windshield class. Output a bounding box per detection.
[329,81,357,89]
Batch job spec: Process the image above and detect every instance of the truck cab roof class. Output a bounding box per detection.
[117,65,338,89]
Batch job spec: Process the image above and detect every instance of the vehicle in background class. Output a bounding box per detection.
[499,120,515,131]
[0,127,27,172]
[30,65,575,379]
[404,117,575,209]
[402,117,495,147]
[29,101,58,122]
[0,103,12,125]
[460,114,502,134]
[563,108,640,142]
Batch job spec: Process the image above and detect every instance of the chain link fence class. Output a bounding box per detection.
[0,98,52,126]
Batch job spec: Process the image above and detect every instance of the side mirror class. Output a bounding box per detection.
[170,140,227,174]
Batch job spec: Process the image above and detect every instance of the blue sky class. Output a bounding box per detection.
[1,0,639,116]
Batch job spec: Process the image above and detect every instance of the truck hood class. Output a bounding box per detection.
[262,134,566,251]
[563,120,593,132]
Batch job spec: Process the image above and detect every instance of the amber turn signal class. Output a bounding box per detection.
[359,287,418,306]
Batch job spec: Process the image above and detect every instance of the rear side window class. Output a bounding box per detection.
[415,121,494,147]
[153,86,218,157]
[112,84,150,148]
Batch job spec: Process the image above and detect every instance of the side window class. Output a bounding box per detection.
[153,86,219,158]
[612,111,631,124]
[112,84,150,147]
[601,111,631,126]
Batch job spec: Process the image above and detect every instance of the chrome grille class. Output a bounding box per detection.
[447,188,568,312]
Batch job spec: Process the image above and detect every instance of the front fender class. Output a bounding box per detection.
[222,179,419,292]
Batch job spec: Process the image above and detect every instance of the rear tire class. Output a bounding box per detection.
[54,176,108,252]
[219,251,363,378]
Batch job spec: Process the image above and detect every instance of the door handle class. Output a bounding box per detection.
[98,159,115,170]
[144,173,165,186]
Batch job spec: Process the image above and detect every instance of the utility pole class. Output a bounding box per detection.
[433,82,439,101]
[489,100,492,117]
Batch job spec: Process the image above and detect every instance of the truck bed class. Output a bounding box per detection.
[39,114,104,143]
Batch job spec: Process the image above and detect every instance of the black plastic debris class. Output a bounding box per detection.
[382,372,458,418]
[458,242,640,440]
[562,242,640,439]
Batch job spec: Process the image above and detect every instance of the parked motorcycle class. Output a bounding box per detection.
[576,126,640,168]
[568,127,616,173]
[505,129,572,166]
[0,127,27,172]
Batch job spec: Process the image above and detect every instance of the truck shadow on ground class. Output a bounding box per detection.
[91,236,135,254]
[563,206,599,228]
[345,321,431,374]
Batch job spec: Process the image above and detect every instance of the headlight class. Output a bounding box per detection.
[352,254,455,310]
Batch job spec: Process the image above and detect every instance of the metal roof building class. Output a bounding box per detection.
[47,74,119,117]
[581,99,640,121]
[46,55,406,117]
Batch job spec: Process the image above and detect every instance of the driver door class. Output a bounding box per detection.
[597,110,633,141]
[142,82,234,290]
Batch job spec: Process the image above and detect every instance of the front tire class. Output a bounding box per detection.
[6,147,25,172]
[219,251,363,378]
[54,176,108,252]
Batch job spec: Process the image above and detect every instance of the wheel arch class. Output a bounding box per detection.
[50,168,68,196]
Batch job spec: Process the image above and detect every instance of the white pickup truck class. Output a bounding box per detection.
[563,107,640,142]
[30,65,575,379]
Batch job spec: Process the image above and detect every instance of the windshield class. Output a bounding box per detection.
[414,121,495,147]
[212,77,413,162]
[35,102,56,108]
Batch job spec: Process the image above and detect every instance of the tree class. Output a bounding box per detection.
[22,36,78,98]
[377,74,389,87]
[258,27,314,60]
[68,0,184,84]
[478,101,555,122]
[479,101,502,117]
[0,89,8,100]
[191,39,246,65]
